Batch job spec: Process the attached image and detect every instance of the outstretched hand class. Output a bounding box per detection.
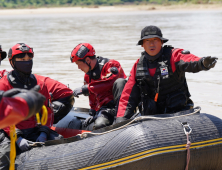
[202,56,218,69]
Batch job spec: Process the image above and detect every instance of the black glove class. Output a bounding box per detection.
[89,109,96,116]
[12,85,46,119]
[107,108,116,117]
[82,85,89,96]
[82,109,97,127]
[73,85,89,98]
[202,56,218,69]
[73,87,83,98]
[0,88,28,100]
[83,116,95,127]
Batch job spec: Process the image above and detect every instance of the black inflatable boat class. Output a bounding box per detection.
[15,107,222,170]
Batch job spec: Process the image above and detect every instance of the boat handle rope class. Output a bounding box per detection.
[78,106,201,138]
[9,105,48,170]
[181,122,192,170]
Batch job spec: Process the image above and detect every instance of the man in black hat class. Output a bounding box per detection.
[115,25,218,123]
[0,45,8,79]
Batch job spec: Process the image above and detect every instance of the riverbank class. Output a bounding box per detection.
[0,4,222,15]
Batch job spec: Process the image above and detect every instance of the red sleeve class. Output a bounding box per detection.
[88,60,127,95]
[171,48,204,73]
[0,97,29,129]
[117,59,141,118]
[35,75,73,100]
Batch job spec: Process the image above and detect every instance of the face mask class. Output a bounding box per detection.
[14,60,33,74]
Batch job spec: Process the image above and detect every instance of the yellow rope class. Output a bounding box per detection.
[36,112,41,125]
[9,106,48,170]
[36,105,48,126]
[9,125,17,170]
[41,105,48,125]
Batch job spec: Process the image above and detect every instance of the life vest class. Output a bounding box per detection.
[7,71,37,89]
[136,45,190,114]
[5,71,54,128]
[87,56,110,81]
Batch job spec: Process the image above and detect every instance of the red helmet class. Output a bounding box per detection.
[8,43,34,61]
[70,43,95,63]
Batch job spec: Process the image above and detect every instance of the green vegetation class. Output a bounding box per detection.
[0,0,221,8]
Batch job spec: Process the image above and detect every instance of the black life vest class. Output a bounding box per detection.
[7,71,37,89]
[136,45,190,114]
[88,56,110,80]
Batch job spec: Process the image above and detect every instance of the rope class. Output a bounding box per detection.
[36,105,48,126]
[9,125,17,170]
[36,112,41,125]
[185,133,191,170]
[78,107,201,138]
[8,105,48,170]
[41,105,48,125]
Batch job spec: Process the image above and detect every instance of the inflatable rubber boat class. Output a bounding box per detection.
[15,107,222,170]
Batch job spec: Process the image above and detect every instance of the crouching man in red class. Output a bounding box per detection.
[0,43,63,169]
[71,43,127,130]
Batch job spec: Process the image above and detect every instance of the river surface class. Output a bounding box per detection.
[0,10,221,117]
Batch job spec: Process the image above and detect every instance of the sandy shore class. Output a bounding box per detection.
[0,4,222,15]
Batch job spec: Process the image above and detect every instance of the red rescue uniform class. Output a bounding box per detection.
[84,57,127,111]
[0,73,53,136]
[36,75,73,101]
[117,47,206,118]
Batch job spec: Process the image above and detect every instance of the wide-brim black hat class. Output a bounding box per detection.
[137,25,168,45]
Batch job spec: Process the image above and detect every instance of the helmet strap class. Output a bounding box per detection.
[84,60,92,83]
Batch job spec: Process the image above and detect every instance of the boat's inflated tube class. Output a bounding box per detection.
[15,108,222,170]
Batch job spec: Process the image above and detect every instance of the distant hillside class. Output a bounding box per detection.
[0,0,221,8]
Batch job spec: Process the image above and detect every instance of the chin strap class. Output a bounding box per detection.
[85,61,92,83]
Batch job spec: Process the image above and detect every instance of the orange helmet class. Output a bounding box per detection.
[70,43,95,63]
[8,43,34,61]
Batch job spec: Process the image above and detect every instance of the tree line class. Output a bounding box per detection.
[0,0,220,8]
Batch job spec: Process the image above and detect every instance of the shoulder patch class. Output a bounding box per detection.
[181,50,190,54]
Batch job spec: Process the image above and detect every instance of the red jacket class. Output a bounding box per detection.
[84,57,126,111]
[117,48,205,118]
[36,75,73,101]
[0,74,53,136]
[0,96,29,129]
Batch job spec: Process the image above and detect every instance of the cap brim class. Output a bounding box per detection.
[137,35,168,45]
[0,51,7,60]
